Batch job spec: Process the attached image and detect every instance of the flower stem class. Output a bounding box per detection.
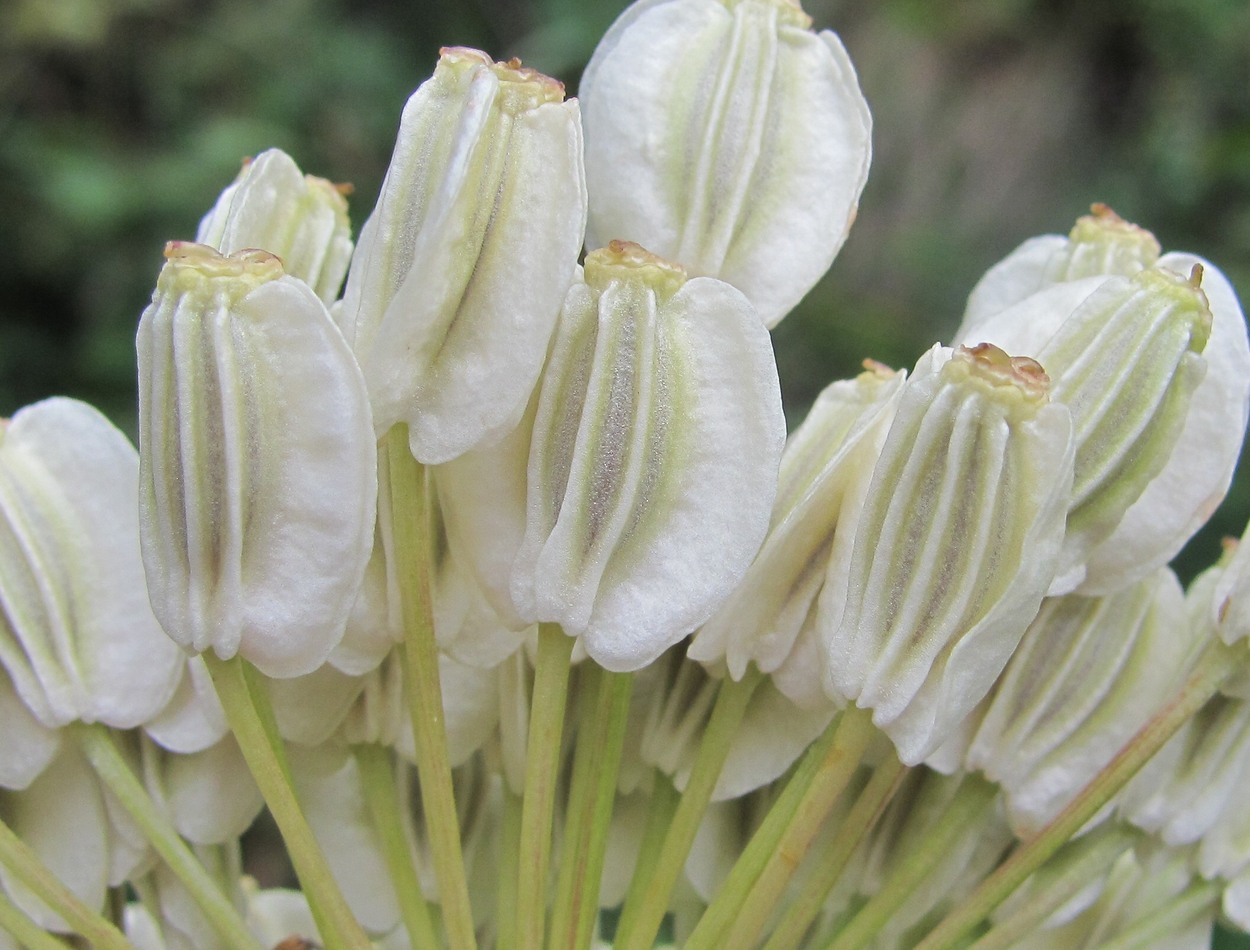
[968,823,1140,950]
[613,770,679,936]
[386,424,477,950]
[1094,878,1222,950]
[0,814,130,949]
[914,639,1233,950]
[354,743,440,950]
[204,652,370,950]
[550,666,634,950]
[71,723,261,950]
[689,705,877,950]
[515,622,575,949]
[496,786,523,950]
[0,886,67,950]
[613,666,763,950]
[763,747,907,950]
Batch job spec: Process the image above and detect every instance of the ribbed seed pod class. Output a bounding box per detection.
[195,148,354,303]
[337,47,587,464]
[821,343,1074,764]
[580,0,871,327]
[511,241,785,671]
[137,242,376,678]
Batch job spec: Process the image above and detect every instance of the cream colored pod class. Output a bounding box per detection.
[0,398,183,787]
[821,343,1075,765]
[966,568,1198,837]
[511,242,786,671]
[688,362,904,700]
[337,47,587,464]
[195,148,354,304]
[137,242,377,678]
[579,0,872,327]
[956,208,1250,595]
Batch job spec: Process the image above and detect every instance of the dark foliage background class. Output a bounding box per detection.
[3,0,1250,943]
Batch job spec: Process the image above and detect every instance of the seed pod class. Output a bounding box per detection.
[337,48,587,464]
[511,242,785,671]
[196,148,354,303]
[137,242,376,678]
[821,343,1074,764]
[580,0,871,327]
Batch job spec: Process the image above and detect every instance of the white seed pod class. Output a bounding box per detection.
[821,343,1075,765]
[511,242,785,671]
[196,148,354,303]
[967,568,1198,837]
[0,398,182,750]
[137,242,377,679]
[337,47,587,464]
[688,362,904,686]
[580,0,871,327]
[956,209,1250,596]
[957,204,1162,342]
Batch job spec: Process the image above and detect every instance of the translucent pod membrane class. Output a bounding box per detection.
[512,241,786,672]
[580,0,871,327]
[137,242,376,679]
[195,148,355,304]
[821,343,1075,765]
[337,47,587,464]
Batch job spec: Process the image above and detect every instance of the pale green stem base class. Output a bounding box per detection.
[386,425,477,950]
[613,770,680,939]
[550,666,634,950]
[689,705,877,950]
[828,773,998,950]
[614,666,764,950]
[496,787,523,950]
[354,743,439,950]
[204,653,370,950]
[764,747,907,950]
[969,823,1140,950]
[915,639,1234,950]
[0,886,66,950]
[1096,878,1222,950]
[515,622,575,949]
[72,723,260,950]
[0,813,130,949]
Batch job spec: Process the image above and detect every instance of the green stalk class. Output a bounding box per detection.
[550,667,634,950]
[688,706,877,950]
[914,640,1233,950]
[71,723,261,950]
[204,653,370,950]
[0,886,68,950]
[515,622,575,949]
[968,823,1140,950]
[613,667,763,950]
[828,773,999,950]
[0,815,130,949]
[496,787,523,950]
[354,743,440,950]
[764,749,907,950]
[386,425,477,950]
[1095,879,1222,950]
[612,770,679,938]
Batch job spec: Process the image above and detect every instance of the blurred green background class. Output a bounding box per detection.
[2,0,1249,943]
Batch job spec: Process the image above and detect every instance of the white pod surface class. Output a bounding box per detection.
[138,243,376,678]
[580,0,871,327]
[196,148,354,303]
[821,344,1075,764]
[338,48,587,464]
[512,242,785,671]
[0,398,182,743]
